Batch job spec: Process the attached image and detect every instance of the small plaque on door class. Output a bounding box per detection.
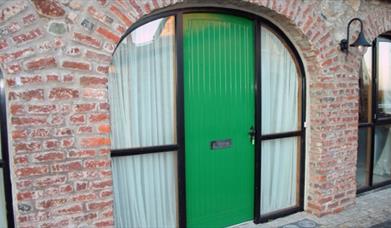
[210,139,232,150]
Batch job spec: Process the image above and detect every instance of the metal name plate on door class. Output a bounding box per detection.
[210,139,232,150]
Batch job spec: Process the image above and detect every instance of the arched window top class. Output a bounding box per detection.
[109,9,305,227]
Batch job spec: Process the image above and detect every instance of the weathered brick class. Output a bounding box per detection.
[12,28,43,44]
[96,26,120,43]
[62,60,91,71]
[85,50,112,63]
[24,56,56,71]
[49,88,79,100]
[80,137,110,147]
[73,32,102,48]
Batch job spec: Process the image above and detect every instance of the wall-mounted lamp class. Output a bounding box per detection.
[340,18,371,54]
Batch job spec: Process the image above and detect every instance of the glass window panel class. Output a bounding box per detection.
[112,152,178,227]
[261,137,300,215]
[359,47,372,123]
[261,26,301,135]
[109,16,177,149]
[377,41,391,118]
[0,169,7,228]
[373,125,391,184]
[357,127,371,188]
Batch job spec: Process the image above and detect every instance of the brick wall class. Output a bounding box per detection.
[0,0,390,227]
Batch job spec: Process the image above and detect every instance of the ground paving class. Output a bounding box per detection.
[236,186,391,228]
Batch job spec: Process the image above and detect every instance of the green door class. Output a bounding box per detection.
[184,13,255,227]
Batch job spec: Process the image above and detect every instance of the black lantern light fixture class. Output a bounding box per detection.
[340,18,371,54]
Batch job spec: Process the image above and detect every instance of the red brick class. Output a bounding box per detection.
[31,0,65,18]
[65,46,81,56]
[33,175,67,187]
[36,197,68,209]
[84,159,111,169]
[68,149,96,158]
[12,116,47,126]
[90,179,112,190]
[100,190,112,198]
[97,65,109,74]
[43,139,60,150]
[46,74,60,82]
[75,181,88,191]
[62,138,75,148]
[23,14,38,25]
[109,4,133,26]
[73,32,102,48]
[10,104,25,115]
[74,103,96,113]
[98,124,110,133]
[44,184,73,196]
[17,191,34,201]
[0,47,34,63]
[20,75,43,86]
[72,213,98,224]
[15,89,44,101]
[12,28,43,44]
[72,193,97,202]
[54,128,73,137]
[89,113,109,123]
[16,165,49,177]
[54,204,83,215]
[87,6,113,25]
[94,220,114,227]
[80,137,110,147]
[49,87,79,100]
[82,88,107,100]
[12,130,28,139]
[62,60,91,71]
[69,114,85,125]
[0,39,8,50]
[30,128,50,138]
[32,151,65,163]
[87,200,112,211]
[14,155,29,164]
[28,104,57,114]
[96,26,120,43]
[99,103,110,111]
[15,141,41,153]
[80,76,108,87]
[24,56,56,70]
[78,126,93,134]
[85,50,112,63]
[5,63,22,74]
[51,161,82,173]
[63,74,75,82]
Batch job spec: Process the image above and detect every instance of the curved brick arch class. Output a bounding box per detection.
[1,0,385,227]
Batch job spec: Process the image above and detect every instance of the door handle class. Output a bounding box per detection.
[248,126,256,145]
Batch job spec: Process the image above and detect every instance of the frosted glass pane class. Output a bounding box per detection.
[0,169,7,228]
[109,16,176,149]
[261,137,299,215]
[112,152,177,227]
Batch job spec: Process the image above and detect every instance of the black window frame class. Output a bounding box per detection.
[0,70,15,228]
[357,35,391,194]
[110,7,306,226]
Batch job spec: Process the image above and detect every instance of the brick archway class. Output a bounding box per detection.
[0,0,376,226]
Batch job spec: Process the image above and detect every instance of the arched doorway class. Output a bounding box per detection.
[109,8,306,227]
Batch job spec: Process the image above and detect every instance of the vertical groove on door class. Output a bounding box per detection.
[184,13,255,227]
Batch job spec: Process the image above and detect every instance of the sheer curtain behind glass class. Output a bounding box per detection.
[0,169,7,228]
[373,41,391,181]
[260,26,299,215]
[109,17,178,227]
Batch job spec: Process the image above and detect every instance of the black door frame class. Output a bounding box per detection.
[112,6,306,227]
[357,35,391,194]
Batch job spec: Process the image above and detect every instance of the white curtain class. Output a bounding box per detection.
[260,26,299,215]
[0,169,7,228]
[373,42,391,178]
[109,17,178,228]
